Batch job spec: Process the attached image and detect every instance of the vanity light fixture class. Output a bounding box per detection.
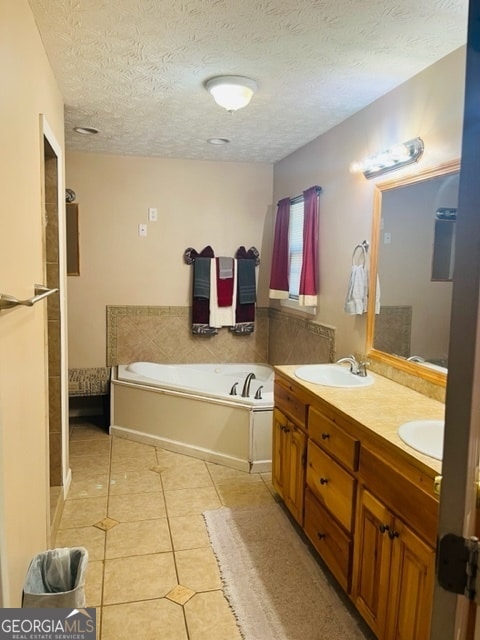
[204,76,258,112]
[351,137,424,179]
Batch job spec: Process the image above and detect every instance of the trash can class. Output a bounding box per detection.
[22,547,89,608]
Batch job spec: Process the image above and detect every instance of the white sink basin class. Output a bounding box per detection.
[398,420,445,460]
[294,364,374,388]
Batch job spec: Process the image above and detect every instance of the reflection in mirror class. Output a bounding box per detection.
[366,160,460,384]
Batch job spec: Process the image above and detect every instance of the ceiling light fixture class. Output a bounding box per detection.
[207,138,230,145]
[351,137,424,179]
[73,126,99,135]
[204,76,258,112]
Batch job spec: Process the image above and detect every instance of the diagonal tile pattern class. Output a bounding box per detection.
[58,418,277,639]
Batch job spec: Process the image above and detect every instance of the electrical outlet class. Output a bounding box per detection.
[384,232,392,244]
[138,224,147,237]
[148,207,158,222]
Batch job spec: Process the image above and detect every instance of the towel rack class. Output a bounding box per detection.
[0,284,59,312]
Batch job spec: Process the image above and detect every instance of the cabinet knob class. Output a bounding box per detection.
[319,477,328,485]
[321,433,330,440]
[388,530,399,540]
[379,523,390,534]
[317,532,326,540]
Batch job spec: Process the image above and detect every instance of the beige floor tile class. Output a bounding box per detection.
[70,456,111,478]
[105,519,172,559]
[109,469,162,495]
[168,514,210,550]
[111,437,156,459]
[155,448,193,468]
[164,486,221,517]
[110,452,157,472]
[68,474,110,500]
[207,462,263,485]
[85,560,103,607]
[70,425,110,441]
[184,591,242,640]
[59,497,107,529]
[101,599,188,640]
[216,481,276,508]
[54,525,105,561]
[70,438,111,458]
[103,553,177,605]
[108,491,166,522]
[175,547,222,592]
[160,458,213,491]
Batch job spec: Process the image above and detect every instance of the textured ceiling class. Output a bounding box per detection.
[28,0,468,163]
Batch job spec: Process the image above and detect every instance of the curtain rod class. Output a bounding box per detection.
[277,185,322,206]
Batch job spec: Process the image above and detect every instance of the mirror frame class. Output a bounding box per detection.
[366,158,460,387]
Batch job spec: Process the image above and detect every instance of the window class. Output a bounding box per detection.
[287,197,304,300]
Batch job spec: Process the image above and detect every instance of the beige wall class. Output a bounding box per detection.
[271,47,465,360]
[66,153,273,367]
[0,1,65,606]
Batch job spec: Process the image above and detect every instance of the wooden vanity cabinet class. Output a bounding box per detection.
[272,380,308,525]
[273,371,439,640]
[352,449,437,640]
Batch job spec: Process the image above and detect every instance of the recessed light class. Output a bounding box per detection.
[73,126,99,135]
[207,138,230,145]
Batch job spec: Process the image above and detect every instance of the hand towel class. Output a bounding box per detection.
[218,256,233,279]
[344,264,367,315]
[216,258,234,307]
[210,258,237,327]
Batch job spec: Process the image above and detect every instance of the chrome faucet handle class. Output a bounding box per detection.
[229,382,238,396]
[357,361,370,377]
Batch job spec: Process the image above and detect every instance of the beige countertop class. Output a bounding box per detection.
[275,365,444,475]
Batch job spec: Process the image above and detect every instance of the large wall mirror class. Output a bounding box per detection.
[366,159,460,386]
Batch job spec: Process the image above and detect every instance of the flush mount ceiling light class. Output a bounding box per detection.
[73,126,99,135]
[207,137,230,145]
[351,137,424,179]
[204,76,258,112]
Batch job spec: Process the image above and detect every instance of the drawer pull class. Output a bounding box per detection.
[321,433,330,440]
[319,477,329,485]
[317,532,326,540]
[379,523,390,534]
[388,530,399,540]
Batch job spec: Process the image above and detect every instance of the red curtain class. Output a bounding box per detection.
[298,187,319,306]
[269,197,291,299]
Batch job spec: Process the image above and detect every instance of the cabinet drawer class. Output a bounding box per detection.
[307,440,356,532]
[304,488,352,593]
[309,406,359,471]
[274,381,308,430]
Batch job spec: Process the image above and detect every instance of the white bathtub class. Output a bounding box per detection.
[110,362,274,473]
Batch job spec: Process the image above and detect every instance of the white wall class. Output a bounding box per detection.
[272,46,465,358]
[0,0,65,606]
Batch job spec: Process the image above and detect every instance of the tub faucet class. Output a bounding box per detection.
[241,372,256,398]
[229,382,238,396]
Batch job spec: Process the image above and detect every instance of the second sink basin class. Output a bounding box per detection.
[398,419,445,460]
[294,364,374,388]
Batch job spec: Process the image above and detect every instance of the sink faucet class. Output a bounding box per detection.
[241,372,256,397]
[335,355,369,377]
[336,355,360,374]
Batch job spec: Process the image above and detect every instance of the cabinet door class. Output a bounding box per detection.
[385,518,436,640]
[283,424,307,525]
[352,488,393,638]
[272,408,288,497]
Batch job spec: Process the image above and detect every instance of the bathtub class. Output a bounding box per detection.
[110,362,274,473]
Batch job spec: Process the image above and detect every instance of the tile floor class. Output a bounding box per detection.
[57,418,278,639]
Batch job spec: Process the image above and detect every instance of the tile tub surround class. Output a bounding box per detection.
[106,305,336,369]
[106,305,269,366]
[59,418,277,639]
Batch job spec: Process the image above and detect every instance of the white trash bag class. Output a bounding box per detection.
[22,547,89,608]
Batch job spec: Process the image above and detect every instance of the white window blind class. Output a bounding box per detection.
[288,198,304,299]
